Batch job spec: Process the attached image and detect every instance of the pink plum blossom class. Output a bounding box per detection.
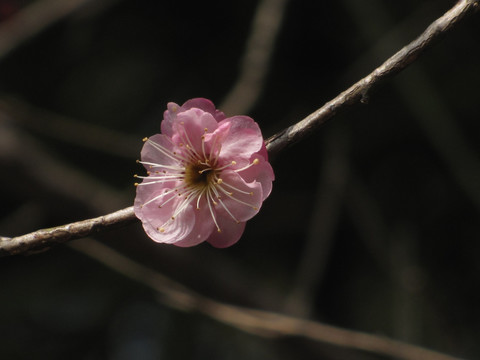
[134,98,274,248]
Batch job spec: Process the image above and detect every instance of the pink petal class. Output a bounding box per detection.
[181,98,226,122]
[134,189,195,244]
[171,109,218,153]
[257,142,269,161]
[170,198,216,247]
[236,154,275,201]
[215,170,263,222]
[140,134,181,170]
[137,98,274,248]
[161,102,181,137]
[206,219,246,248]
[161,98,226,137]
[216,116,264,162]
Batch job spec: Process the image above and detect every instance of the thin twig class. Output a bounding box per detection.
[0,207,136,256]
[69,238,464,360]
[265,0,479,156]
[0,0,478,257]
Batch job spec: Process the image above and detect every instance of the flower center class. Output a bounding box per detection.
[184,162,215,188]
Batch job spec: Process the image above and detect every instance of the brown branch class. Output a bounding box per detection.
[265,0,479,156]
[0,0,478,257]
[0,207,137,256]
[69,238,464,360]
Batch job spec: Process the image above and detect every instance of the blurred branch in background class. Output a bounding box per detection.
[342,0,480,212]
[0,0,114,60]
[0,98,139,159]
[284,122,350,317]
[220,0,288,115]
[0,111,130,213]
[0,0,478,257]
[266,0,480,156]
[69,238,462,360]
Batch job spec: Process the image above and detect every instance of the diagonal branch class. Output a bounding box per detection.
[0,0,478,257]
[265,0,479,156]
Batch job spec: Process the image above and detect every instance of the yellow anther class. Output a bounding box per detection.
[142,137,148,142]
[253,158,259,165]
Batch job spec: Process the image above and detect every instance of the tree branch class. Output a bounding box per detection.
[0,207,137,256]
[0,0,478,257]
[69,238,463,360]
[265,0,479,156]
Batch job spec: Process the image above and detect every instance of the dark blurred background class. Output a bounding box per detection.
[0,0,479,359]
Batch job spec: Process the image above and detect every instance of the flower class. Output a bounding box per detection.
[134,98,274,248]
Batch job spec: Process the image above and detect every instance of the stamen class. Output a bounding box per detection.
[208,134,219,165]
[216,183,258,210]
[216,177,254,195]
[141,192,170,208]
[234,158,260,173]
[134,174,184,180]
[178,123,201,160]
[135,176,185,185]
[163,136,194,163]
[150,190,197,234]
[171,188,199,218]
[210,185,240,223]
[215,161,236,171]
[198,167,213,174]
[206,188,221,232]
[147,139,184,163]
[196,187,206,209]
[138,161,185,172]
[201,135,207,160]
